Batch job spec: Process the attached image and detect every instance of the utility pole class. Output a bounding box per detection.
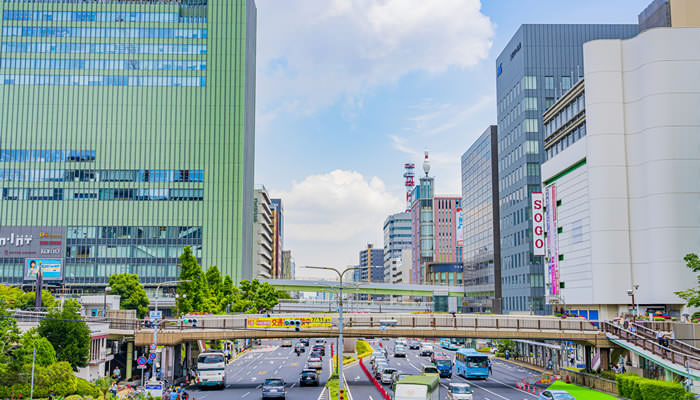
[305,266,361,400]
[151,279,191,381]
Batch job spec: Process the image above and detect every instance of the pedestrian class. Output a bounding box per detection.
[488,360,493,375]
[505,349,510,360]
[48,390,55,400]
[169,387,178,400]
[656,330,665,346]
[112,366,121,383]
[630,324,637,334]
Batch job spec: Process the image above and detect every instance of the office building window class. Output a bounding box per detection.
[524,97,537,111]
[525,140,539,155]
[544,76,554,90]
[523,76,536,90]
[545,97,555,110]
[561,76,572,91]
[524,119,538,133]
[527,163,539,177]
[3,42,207,55]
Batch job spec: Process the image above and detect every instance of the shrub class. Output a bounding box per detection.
[617,373,692,400]
[356,340,373,359]
[76,377,101,397]
[495,352,505,358]
[477,347,491,353]
[65,395,84,400]
[599,370,616,380]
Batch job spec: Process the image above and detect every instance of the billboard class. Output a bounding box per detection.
[455,207,464,247]
[544,185,560,296]
[25,258,63,281]
[0,226,66,259]
[531,193,545,257]
[246,316,332,329]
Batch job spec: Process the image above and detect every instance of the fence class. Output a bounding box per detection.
[559,369,618,395]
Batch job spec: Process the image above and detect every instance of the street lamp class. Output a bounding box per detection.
[305,266,361,400]
[103,286,112,318]
[151,279,191,381]
[627,284,639,321]
[175,293,187,317]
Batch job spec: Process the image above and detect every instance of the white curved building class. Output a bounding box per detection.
[541,27,700,320]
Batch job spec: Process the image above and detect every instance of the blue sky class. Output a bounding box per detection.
[254,0,650,278]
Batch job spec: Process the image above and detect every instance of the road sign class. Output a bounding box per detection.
[150,343,157,351]
[149,311,162,320]
[149,352,157,360]
[145,382,163,397]
[137,365,147,369]
[246,316,332,329]
[137,356,147,366]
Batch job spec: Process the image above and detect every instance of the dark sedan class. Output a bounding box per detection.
[299,369,319,386]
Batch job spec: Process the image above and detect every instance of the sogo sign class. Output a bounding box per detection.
[532,192,545,256]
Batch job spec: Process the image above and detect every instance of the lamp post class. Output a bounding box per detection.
[627,284,639,322]
[175,293,187,317]
[151,279,191,380]
[103,286,112,318]
[305,266,362,400]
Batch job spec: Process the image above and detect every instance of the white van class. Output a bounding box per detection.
[419,343,434,357]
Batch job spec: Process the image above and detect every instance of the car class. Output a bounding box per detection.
[300,338,310,346]
[538,390,576,400]
[394,345,406,357]
[431,351,448,363]
[419,343,434,356]
[312,344,326,356]
[281,339,293,347]
[306,356,323,370]
[374,362,389,379]
[421,365,440,376]
[261,378,286,399]
[409,340,421,350]
[315,339,327,344]
[294,343,305,353]
[299,369,319,386]
[447,383,473,400]
[380,367,397,384]
[310,350,323,359]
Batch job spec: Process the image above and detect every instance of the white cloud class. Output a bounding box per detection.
[256,0,494,117]
[272,170,404,280]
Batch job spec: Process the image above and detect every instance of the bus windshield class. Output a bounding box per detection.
[467,356,488,369]
[197,353,225,370]
[435,359,451,367]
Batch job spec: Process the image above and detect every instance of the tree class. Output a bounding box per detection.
[232,280,282,314]
[675,253,700,307]
[38,299,90,371]
[177,246,213,313]
[10,328,57,370]
[20,290,57,310]
[0,284,26,309]
[108,273,150,318]
[0,302,20,364]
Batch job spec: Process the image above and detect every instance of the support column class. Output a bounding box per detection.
[600,348,610,371]
[584,346,592,372]
[126,341,133,381]
[174,345,182,380]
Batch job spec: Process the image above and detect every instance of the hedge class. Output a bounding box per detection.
[616,373,694,400]
[356,340,373,359]
[75,377,101,398]
[0,361,77,398]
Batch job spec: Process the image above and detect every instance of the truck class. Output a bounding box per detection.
[394,375,440,400]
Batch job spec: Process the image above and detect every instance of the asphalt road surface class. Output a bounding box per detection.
[186,339,332,400]
[345,339,544,400]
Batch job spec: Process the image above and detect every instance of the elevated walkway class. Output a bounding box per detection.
[602,322,700,380]
[261,279,465,297]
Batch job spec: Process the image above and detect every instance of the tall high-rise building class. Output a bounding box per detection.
[410,152,434,284]
[281,250,295,280]
[253,186,274,279]
[383,212,412,280]
[0,0,257,289]
[461,125,502,313]
[638,0,700,31]
[495,24,638,313]
[433,195,462,263]
[270,198,284,278]
[359,244,384,282]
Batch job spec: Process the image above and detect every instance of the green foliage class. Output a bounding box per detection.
[0,284,56,310]
[178,246,214,313]
[232,279,280,313]
[0,361,76,397]
[0,304,20,364]
[93,376,114,397]
[38,300,90,370]
[276,290,292,300]
[206,266,223,298]
[356,339,373,358]
[675,253,700,307]
[75,377,101,397]
[616,373,693,400]
[11,328,57,369]
[65,395,84,400]
[495,339,515,354]
[108,273,150,318]
[599,369,616,380]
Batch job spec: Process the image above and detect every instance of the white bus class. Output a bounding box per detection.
[196,351,226,389]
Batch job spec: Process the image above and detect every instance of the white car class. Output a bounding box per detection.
[447,383,473,400]
[380,367,397,384]
[419,343,434,356]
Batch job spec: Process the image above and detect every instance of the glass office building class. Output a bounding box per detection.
[495,24,637,313]
[0,0,257,289]
[461,125,501,313]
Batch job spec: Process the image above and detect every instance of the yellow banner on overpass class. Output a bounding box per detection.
[246,316,332,328]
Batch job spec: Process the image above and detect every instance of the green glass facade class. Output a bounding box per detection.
[0,0,256,287]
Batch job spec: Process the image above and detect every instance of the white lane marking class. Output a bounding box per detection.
[290,383,296,389]
[369,396,374,400]
[251,377,257,381]
[241,392,250,398]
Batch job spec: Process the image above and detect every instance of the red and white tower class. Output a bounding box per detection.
[403,162,415,211]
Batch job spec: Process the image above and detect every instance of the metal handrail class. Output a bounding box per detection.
[602,322,700,370]
[631,322,700,357]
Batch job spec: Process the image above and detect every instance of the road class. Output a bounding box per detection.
[186,339,332,400]
[345,339,543,400]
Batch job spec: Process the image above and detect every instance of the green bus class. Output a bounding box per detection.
[394,375,440,400]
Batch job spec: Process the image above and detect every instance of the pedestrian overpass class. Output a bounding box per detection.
[123,313,609,347]
[260,279,465,297]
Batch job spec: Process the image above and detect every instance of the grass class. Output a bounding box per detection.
[326,374,340,400]
[356,339,373,359]
[546,381,619,399]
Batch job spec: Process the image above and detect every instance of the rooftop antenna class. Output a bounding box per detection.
[422,150,431,177]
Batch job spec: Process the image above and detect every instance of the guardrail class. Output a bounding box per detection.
[632,322,700,358]
[602,322,700,370]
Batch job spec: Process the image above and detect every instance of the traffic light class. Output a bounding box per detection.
[284,319,302,331]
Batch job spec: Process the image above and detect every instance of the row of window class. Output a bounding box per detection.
[66,244,195,258]
[0,169,204,182]
[0,149,94,162]
[4,10,183,23]
[68,226,202,240]
[544,94,585,139]
[3,42,207,55]
[545,123,587,161]
[1,74,206,87]
[2,188,203,201]
[1,58,206,71]
[4,26,207,39]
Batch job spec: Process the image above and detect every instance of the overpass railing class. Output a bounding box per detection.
[602,322,700,370]
[631,322,700,358]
